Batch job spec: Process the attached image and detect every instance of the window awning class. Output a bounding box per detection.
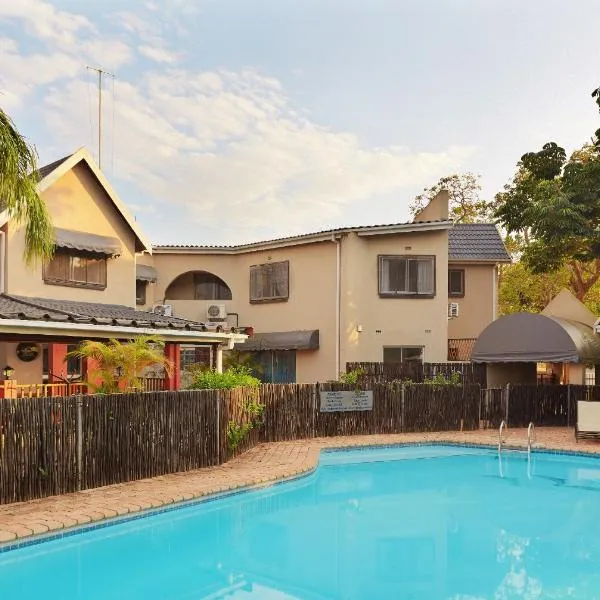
[136,264,158,283]
[237,330,319,351]
[54,228,122,256]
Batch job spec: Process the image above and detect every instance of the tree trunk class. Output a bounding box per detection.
[567,259,600,301]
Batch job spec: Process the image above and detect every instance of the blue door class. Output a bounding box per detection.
[255,351,296,383]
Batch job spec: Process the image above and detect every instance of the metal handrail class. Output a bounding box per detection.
[498,420,506,453]
[527,422,536,453]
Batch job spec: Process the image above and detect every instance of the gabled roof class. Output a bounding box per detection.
[448,223,511,263]
[35,154,72,181]
[35,148,151,253]
[154,220,453,254]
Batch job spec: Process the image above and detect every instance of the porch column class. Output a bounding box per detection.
[83,357,102,392]
[215,345,223,374]
[48,343,68,382]
[163,343,181,391]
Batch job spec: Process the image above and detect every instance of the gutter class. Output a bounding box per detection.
[0,318,248,345]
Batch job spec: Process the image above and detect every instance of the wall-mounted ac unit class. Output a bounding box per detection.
[448,302,460,318]
[207,304,227,321]
[152,304,173,317]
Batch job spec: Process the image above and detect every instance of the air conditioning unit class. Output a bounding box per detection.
[152,304,173,317]
[448,302,460,319]
[206,304,227,322]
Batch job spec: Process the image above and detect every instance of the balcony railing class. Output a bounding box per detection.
[447,338,476,362]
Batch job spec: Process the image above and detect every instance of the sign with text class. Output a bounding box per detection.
[319,390,374,412]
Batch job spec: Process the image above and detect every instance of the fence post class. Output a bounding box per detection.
[76,394,83,492]
[478,387,483,430]
[401,384,405,433]
[505,383,510,425]
[567,384,571,427]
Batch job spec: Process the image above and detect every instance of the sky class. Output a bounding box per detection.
[1,0,599,246]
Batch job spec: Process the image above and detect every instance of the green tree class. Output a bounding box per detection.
[69,336,172,394]
[494,88,600,302]
[0,108,54,264]
[410,173,492,223]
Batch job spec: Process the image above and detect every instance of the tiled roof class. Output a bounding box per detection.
[35,155,72,182]
[448,223,511,263]
[154,219,451,250]
[0,295,209,331]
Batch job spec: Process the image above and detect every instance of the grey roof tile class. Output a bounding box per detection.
[448,223,511,262]
[0,295,209,331]
[35,155,72,182]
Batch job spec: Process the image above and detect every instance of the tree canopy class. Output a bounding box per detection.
[493,88,600,301]
[410,173,492,223]
[0,108,54,264]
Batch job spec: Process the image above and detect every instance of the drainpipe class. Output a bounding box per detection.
[492,265,497,321]
[331,234,341,378]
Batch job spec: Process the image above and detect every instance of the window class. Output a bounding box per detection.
[250,261,289,303]
[136,280,147,305]
[194,272,232,300]
[448,269,465,297]
[44,251,107,289]
[383,346,424,363]
[42,343,82,381]
[378,256,435,297]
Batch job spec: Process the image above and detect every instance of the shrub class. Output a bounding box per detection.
[188,366,261,390]
[338,368,365,385]
[423,371,462,386]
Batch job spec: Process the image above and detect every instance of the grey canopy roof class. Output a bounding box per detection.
[136,264,158,283]
[472,313,600,364]
[237,330,319,351]
[55,228,122,257]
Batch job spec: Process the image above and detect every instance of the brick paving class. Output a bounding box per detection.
[1,427,598,546]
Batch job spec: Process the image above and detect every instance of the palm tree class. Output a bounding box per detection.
[69,336,173,394]
[0,108,54,264]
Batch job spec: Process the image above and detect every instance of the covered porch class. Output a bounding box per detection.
[0,295,248,398]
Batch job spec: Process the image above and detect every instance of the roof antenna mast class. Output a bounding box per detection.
[85,66,115,170]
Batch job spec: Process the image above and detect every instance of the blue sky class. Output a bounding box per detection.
[1,0,599,245]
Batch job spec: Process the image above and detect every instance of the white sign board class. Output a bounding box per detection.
[319,390,373,412]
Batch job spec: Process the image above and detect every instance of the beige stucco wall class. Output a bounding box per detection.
[0,342,43,385]
[149,243,338,383]
[340,230,449,366]
[7,163,137,307]
[447,263,497,340]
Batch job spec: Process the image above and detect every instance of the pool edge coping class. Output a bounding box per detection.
[2,438,600,553]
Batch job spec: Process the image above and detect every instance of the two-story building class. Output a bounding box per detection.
[139,192,510,383]
[0,148,246,395]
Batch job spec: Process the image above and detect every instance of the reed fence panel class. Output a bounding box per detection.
[0,396,78,504]
[80,390,220,490]
[260,384,315,442]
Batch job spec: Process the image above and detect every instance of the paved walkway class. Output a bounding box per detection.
[1,427,598,546]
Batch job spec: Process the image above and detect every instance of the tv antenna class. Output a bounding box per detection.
[86,66,115,170]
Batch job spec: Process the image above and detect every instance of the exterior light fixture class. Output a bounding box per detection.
[3,365,15,380]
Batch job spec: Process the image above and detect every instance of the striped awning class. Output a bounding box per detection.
[55,228,122,256]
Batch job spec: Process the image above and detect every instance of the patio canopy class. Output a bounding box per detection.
[55,228,122,256]
[136,264,158,283]
[471,313,600,364]
[237,330,319,351]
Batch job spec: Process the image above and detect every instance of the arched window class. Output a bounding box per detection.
[165,271,232,300]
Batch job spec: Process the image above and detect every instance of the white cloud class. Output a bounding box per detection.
[1,0,472,244]
[139,45,180,65]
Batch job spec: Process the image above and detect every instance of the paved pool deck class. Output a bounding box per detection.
[0,427,597,546]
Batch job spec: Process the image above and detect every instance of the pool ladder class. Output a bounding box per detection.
[498,420,506,453]
[527,422,536,453]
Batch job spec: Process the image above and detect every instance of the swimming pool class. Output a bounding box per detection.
[2,444,600,599]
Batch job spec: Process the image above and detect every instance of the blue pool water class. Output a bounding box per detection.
[2,444,600,599]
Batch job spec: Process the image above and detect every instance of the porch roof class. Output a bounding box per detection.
[0,295,247,345]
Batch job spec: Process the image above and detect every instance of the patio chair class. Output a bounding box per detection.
[576,401,600,441]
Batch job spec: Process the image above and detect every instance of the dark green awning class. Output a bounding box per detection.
[238,330,319,351]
